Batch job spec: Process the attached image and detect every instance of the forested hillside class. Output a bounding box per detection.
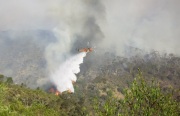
[0,68,179,115]
[78,51,180,101]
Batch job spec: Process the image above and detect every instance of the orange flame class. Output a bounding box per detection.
[49,86,73,95]
[49,87,61,96]
[55,91,61,96]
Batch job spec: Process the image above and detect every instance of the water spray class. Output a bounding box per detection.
[50,52,87,94]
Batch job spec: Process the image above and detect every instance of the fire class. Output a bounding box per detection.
[48,80,76,95]
[55,91,61,96]
[49,87,61,96]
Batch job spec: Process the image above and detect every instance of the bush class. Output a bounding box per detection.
[120,70,179,116]
[93,70,179,116]
[93,96,120,116]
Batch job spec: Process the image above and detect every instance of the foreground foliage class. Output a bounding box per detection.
[121,71,179,116]
[0,71,179,116]
[93,71,179,116]
[0,75,87,116]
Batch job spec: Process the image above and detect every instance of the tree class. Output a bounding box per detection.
[93,95,120,116]
[121,70,179,116]
[6,77,13,84]
[0,74,4,82]
[93,70,179,116]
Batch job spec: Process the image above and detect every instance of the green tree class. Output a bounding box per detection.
[93,96,120,116]
[0,74,4,82]
[6,77,13,84]
[120,70,179,116]
[93,70,179,116]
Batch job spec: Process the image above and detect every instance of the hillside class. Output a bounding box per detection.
[0,44,180,115]
[0,1,180,115]
[0,35,180,95]
[0,69,179,116]
[78,51,180,100]
[0,75,88,116]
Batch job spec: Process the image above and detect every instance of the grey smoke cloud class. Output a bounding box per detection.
[0,0,105,88]
[0,0,180,88]
[0,0,179,52]
[100,0,180,55]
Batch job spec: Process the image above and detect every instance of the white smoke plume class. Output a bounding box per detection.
[50,52,86,93]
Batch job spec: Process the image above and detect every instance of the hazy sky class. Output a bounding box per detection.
[101,0,180,55]
[0,0,179,55]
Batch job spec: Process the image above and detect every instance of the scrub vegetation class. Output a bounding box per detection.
[0,71,179,116]
[0,51,180,116]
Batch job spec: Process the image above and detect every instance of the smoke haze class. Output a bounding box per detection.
[0,0,180,89]
[101,0,180,55]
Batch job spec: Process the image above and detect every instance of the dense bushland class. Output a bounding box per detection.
[0,71,179,116]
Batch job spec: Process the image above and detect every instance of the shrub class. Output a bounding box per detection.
[120,70,179,116]
[93,70,179,116]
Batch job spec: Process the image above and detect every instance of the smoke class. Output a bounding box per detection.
[0,0,180,54]
[50,52,86,93]
[0,0,180,90]
[100,0,180,55]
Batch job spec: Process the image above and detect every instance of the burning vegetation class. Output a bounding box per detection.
[49,87,73,96]
[49,86,61,96]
